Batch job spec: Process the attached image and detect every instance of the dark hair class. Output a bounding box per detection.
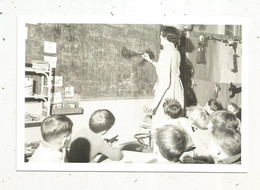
[41,114,73,142]
[211,122,241,156]
[68,138,91,163]
[163,98,182,119]
[89,109,115,133]
[161,26,180,47]
[155,124,187,162]
[208,99,223,111]
[210,110,240,131]
[226,102,241,120]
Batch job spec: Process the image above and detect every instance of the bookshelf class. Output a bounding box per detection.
[25,61,53,127]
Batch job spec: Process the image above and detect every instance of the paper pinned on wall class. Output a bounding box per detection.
[44,41,57,54]
[65,87,74,98]
[54,76,63,87]
[53,92,62,104]
[44,56,57,68]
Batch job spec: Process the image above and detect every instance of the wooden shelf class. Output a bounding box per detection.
[25,95,48,101]
[52,107,84,115]
[25,67,50,74]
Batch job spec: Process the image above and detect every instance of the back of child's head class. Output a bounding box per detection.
[89,109,115,133]
[210,118,241,157]
[41,114,73,143]
[186,106,209,130]
[209,110,240,131]
[155,124,188,162]
[226,102,240,115]
[163,98,182,119]
[207,98,223,112]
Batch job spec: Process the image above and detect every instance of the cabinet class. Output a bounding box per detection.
[25,62,53,127]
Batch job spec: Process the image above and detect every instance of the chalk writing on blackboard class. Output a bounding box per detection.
[26,24,160,99]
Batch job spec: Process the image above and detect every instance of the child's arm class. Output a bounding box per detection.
[98,139,124,161]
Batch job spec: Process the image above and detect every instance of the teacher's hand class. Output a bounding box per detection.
[141,53,153,63]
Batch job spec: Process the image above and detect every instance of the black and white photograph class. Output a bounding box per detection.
[17,17,247,172]
[1,0,260,189]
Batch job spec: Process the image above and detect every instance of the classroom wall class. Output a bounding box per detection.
[192,78,241,107]
[25,98,153,144]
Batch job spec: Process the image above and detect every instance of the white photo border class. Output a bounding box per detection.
[17,15,249,172]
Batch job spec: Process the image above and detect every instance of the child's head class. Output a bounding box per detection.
[155,124,188,162]
[209,110,240,131]
[209,115,241,160]
[204,98,223,115]
[186,106,209,130]
[163,98,182,119]
[226,102,240,115]
[41,114,73,147]
[89,109,115,134]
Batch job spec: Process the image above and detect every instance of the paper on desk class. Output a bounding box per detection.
[119,151,156,163]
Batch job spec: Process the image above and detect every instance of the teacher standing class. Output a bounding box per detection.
[142,26,184,130]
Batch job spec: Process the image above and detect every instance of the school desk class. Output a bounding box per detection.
[101,150,156,163]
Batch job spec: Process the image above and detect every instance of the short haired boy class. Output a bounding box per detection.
[183,110,241,164]
[162,98,194,150]
[29,114,73,163]
[69,109,123,162]
[155,124,188,163]
[226,102,241,120]
[209,120,241,164]
[163,98,182,119]
[185,106,211,156]
[204,98,223,115]
[209,110,240,131]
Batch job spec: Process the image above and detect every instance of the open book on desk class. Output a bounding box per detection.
[101,150,156,164]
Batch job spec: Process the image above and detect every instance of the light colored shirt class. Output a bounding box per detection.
[28,143,65,163]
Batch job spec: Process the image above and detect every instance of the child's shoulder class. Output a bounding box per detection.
[29,144,64,163]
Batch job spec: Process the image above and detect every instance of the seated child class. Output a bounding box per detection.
[209,110,240,131]
[204,98,223,115]
[155,124,189,163]
[163,98,182,120]
[226,102,241,120]
[209,111,241,164]
[162,98,194,149]
[183,110,241,164]
[186,106,211,156]
[29,114,73,163]
[69,109,123,162]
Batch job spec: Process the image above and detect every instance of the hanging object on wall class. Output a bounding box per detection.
[196,34,206,64]
[213,84,221,100]
[227,40,239,73]
[228,82,241,98]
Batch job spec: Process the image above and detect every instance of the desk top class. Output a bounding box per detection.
[102,150,156,163]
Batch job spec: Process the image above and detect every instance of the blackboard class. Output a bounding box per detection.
[25,23,160,99]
